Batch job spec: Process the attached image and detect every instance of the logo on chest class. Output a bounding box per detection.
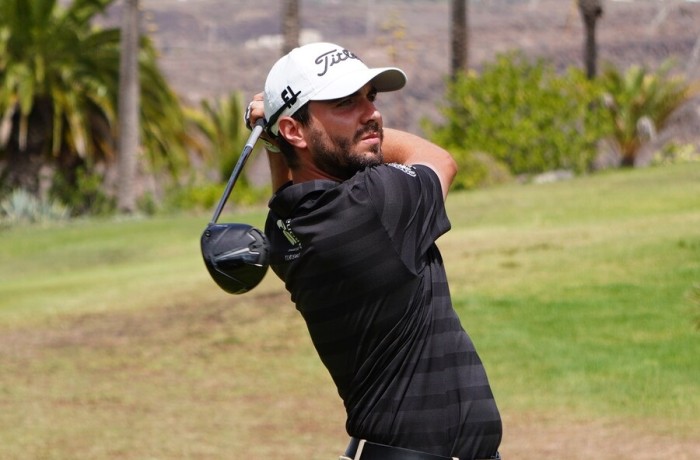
[277,219,301,247]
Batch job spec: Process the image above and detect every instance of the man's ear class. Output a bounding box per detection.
[278,117,307,149]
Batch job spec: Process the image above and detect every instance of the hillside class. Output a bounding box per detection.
[100,0,700,156]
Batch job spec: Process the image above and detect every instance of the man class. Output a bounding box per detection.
[245,42,501,460]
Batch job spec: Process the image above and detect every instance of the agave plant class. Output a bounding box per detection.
[0,188,69,225]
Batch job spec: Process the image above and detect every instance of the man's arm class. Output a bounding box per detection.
[381,128,457,199]
[246,92,291,192]
[267,149,291,193]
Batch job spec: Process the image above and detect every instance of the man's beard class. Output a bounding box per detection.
[309,121,384,181]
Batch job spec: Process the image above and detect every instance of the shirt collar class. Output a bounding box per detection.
[268,179,339,218]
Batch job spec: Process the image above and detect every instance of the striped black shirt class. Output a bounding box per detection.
[265,164,502,459]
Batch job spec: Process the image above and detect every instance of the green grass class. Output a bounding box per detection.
[0,210,268,321]
[1,164,699,458]
[442,164,700,431]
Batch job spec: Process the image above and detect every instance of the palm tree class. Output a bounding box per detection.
[0,0,116,193]
[282,0,300,55]
[450,0,469,80]
[577,0,603,79]
[600,62,693,167]
[191,92,249,183]
[0,0,192,213]
[117,0,140,213]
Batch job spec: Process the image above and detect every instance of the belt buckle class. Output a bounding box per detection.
[352,439,459,460]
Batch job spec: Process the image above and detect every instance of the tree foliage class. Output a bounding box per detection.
[171,92,265,211]
[425,52,610,188]
[599,61,694,167]
[190,92,250,184]
[0,0,193,214]
[0,0,116,175]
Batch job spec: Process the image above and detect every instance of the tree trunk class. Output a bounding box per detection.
[577,0,603,80]
[282,0,300,55]
[450,0,469,80]
[117,0,140,213]
[1,102,51,194]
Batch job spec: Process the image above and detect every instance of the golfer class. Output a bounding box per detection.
[245,42,502,460]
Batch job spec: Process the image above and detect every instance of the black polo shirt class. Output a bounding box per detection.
[265,164,502,459]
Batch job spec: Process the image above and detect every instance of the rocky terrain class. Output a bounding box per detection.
[100,0,700,152]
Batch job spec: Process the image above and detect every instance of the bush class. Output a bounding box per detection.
[162,180,268,214]
[163,182,226,213]
[449,148,513,190]
[425,52,611,180]
[651,143,699,166]
[689,284,700,331]
[50,167,115,217]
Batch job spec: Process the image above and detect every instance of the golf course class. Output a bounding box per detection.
[1,162,698,459]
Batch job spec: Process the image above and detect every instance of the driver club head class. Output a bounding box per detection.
[201,223,270,295]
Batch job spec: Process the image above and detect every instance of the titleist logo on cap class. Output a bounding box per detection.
[314,48,360,77]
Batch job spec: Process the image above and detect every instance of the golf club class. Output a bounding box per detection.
[200,119,270,294]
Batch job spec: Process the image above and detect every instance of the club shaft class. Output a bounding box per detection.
[209,120,265,224]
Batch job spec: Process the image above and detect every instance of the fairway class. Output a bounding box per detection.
[1,164,699,459]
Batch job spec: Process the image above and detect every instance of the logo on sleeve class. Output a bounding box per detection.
[388,163,417,177]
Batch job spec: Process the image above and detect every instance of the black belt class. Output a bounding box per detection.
[344,438,501,460]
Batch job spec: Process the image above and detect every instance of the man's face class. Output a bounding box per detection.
[304,83,384,181]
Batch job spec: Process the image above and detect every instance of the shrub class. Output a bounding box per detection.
[651,143,699,166]
[689,284,700,331]
[448,148,513,190]
[163,182,226,213]
[0,189,69,226]
[50,167,115,217]
[425,52,611,181]
[162,180,267,214]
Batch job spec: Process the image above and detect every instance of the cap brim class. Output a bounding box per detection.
[312,67,406,101]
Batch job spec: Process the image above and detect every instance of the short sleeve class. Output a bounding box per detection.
[364,163,451,273]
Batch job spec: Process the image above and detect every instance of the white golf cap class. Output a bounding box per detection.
[263,42,407,136]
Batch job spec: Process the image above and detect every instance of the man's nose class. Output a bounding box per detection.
[361,99,381,124]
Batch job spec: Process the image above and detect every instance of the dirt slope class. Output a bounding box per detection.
[96,0,700,137]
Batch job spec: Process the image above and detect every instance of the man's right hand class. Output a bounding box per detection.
[245,93,281,153]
